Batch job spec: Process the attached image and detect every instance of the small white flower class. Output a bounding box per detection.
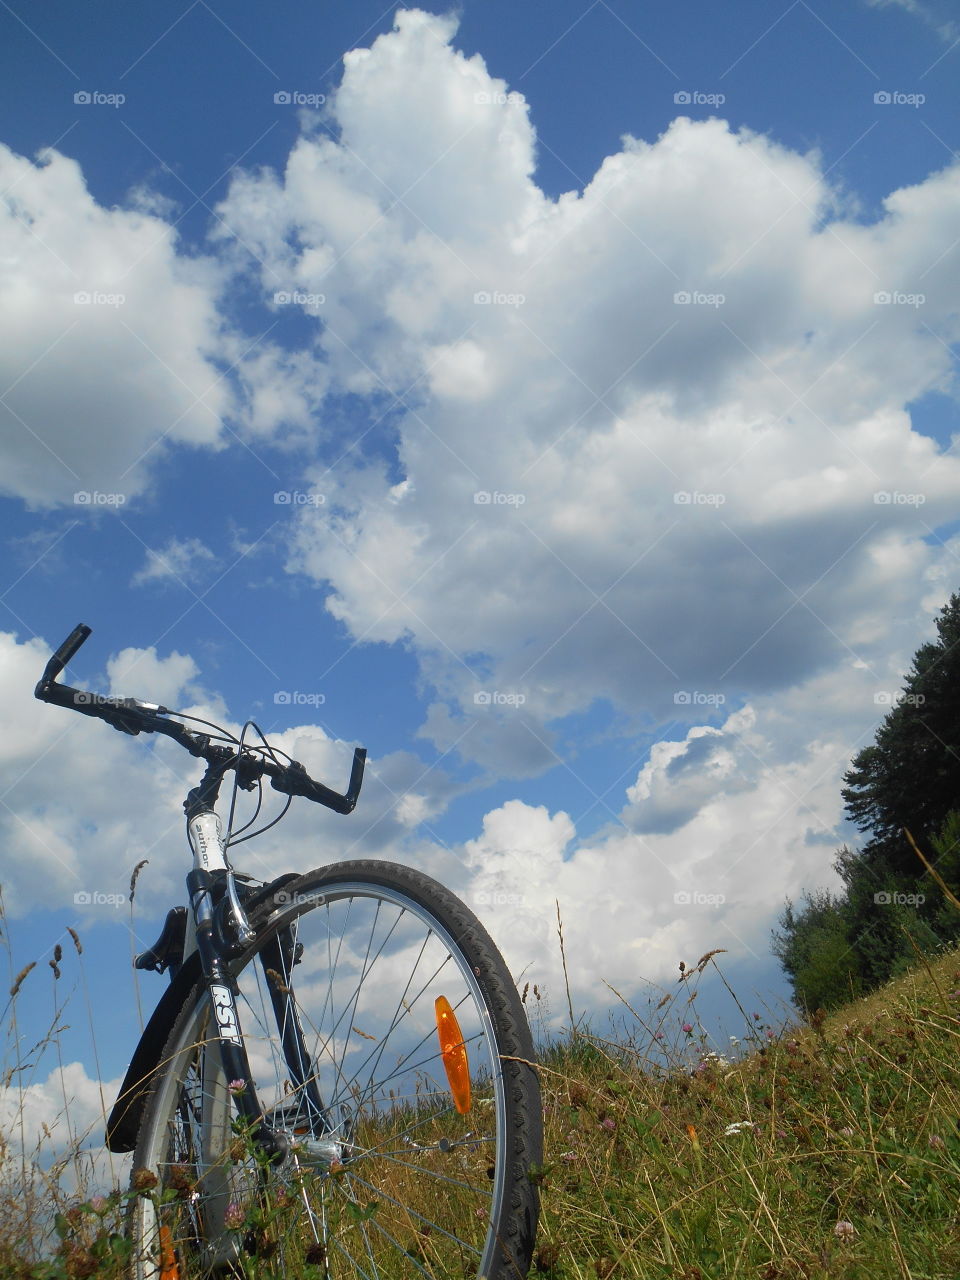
[723,1121,757,1136]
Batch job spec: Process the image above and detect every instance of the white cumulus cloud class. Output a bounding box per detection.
[212,9,960,782]
[0,145,229,509]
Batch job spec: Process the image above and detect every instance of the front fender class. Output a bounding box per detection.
[105,873,299,1153]
[105,953,202,1153]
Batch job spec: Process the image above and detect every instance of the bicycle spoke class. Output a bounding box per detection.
[131,867,539,1279]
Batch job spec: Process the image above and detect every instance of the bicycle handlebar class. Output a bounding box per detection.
[42,622,92,685]
[34,623,366,816]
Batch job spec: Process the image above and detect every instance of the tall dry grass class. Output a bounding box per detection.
[3,889,960,1279]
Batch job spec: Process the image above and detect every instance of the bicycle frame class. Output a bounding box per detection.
[35,623,543,1278]
[34,623,364,1167]
[176,764,334,1168]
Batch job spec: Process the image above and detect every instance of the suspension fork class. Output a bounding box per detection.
[185,759,332,1150]
[183,770,285,1160]
[188,864,289,1159]
[258,925,332,1135]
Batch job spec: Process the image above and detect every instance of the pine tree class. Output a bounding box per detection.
[842,592,960,868]
[773,593,960,1006]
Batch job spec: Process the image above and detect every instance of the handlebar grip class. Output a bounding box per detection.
[345,747,366,808]
[271,748,367,814]
[41,623,92,686]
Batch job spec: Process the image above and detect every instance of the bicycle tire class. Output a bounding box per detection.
[128,860,542,1279]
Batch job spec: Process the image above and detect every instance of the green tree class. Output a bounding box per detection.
[771,887,862,1012]
[842,592,960,870]
[773,594,960,1007]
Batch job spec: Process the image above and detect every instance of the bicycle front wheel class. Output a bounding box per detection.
[130,860,542,1279]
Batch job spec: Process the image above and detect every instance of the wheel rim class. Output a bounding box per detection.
[132,879,512,1278]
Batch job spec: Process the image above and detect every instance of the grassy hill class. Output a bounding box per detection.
[4,946,960,1278]
[531,949,960,1279]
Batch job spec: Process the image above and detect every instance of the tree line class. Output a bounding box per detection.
[772,593,960,1011]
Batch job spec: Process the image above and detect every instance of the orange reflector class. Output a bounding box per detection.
[435,995,472,1113]
[159,1224,179,1280]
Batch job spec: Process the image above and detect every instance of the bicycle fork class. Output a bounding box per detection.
[185,805,341,1261]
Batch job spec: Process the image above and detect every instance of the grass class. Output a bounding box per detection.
[529,947,960,1279]
[3,908,960,1279]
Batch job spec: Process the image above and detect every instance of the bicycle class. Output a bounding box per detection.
[35,623,542,1279]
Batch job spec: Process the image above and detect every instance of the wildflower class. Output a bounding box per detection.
[686,1123,700,1151]
[599,1117,616,1132]
[682,1023,693,1035]
[929,1134,945,1150]
[723,1121,756,1136]
[131,1168,158,1192]
[64,1243,97,1276]
[228,1079,246,1095]
[753,1012,761,1021]
[559,1150,577,1164]
[88,1195,108,1214]
[766,1029,775,1040]
[536,1245,562,1270]
[695,1050,729,1073]
[223,1202,245,1231]
[654,1031,664,1040]
[834,1221,856,1243]
[167,1165,195,1194]
[838,1127,854,1138]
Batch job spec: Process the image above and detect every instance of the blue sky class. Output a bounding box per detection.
[2,0,960,1168]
